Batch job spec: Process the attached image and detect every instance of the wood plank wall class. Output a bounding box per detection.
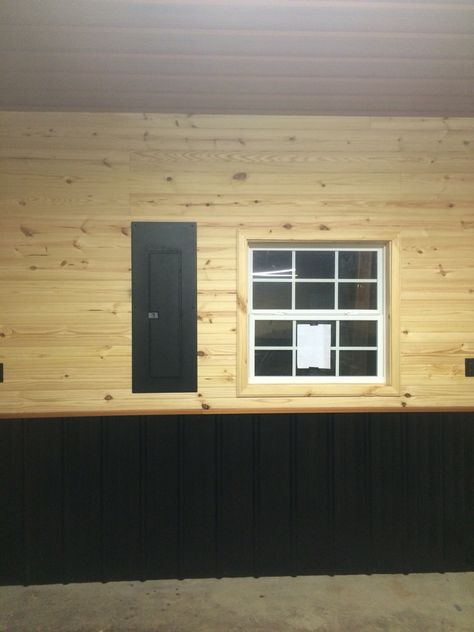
[0,112,474,417]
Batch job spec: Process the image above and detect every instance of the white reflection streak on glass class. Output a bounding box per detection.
[253,268,294,277]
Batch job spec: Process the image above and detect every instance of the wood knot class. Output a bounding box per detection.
[283,223,293,230]
[104,394,113,401]
[166,176,173,182]
[20,225,36,237]
[404,392,412,398]
[233,172,247,181]
[201,402,211,410]
[319,224,330,231]
[197,350,207,357]
[237,294,247,312]
[401,401,407,408]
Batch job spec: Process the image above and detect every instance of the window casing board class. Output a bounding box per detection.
[237,229,400,398]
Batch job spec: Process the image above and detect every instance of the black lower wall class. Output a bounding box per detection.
[0,412,473,585]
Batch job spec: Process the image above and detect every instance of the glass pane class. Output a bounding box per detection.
[339,251,377,279]
[338,283,377,310]
[253,251,293,277]
[255,320,293,347]
[295,251,334,279]
[253,282,292,309]
[295,282,335,309]
[340,321,377,347]
[296,350,336,376]
[339,350,378,376]
[296,320,336,346]
[255,350,293,376]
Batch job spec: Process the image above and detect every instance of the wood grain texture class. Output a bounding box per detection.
[0,111,474,416]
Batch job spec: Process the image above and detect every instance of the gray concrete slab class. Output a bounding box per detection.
[0,573,473,632]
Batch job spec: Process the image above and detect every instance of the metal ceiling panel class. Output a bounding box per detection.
[1,0,473,115]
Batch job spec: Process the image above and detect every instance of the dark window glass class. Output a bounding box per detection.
[295,282,334,309]
[296,350,336,376]
[340,321,377,347]
[253,282,292,309]
[255,320,293,347]
[296,320,336,346]
[255,350,293,376]
[339,350,378,376]
[295,251,334,279]
[338,283,377,310]
[253,251,292,277]
[339,251,377,279]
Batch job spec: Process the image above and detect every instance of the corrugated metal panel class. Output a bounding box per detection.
[0,413,473,585]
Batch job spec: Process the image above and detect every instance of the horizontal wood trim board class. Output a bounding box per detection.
[1,406,474,420]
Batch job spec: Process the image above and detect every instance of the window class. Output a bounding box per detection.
[237,230,400,398]
[249,245,384,383]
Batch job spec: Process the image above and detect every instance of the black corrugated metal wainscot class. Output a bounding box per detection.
[0,412,473,585]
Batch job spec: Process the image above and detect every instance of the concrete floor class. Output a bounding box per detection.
[0,573,473,632]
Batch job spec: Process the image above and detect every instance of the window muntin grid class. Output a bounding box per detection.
[248,245,385,384]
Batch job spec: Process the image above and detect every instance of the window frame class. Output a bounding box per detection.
[249,244,385,383]
[237,229,400,398]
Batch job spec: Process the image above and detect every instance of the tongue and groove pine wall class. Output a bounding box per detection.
[0,112,474,417]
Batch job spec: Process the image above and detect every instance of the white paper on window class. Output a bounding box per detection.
[297,324,331,369]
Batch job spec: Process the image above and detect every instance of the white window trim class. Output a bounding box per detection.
[248,245,385,384]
